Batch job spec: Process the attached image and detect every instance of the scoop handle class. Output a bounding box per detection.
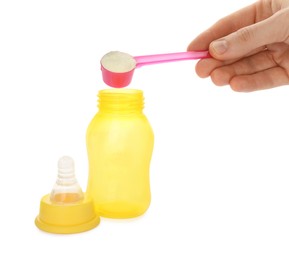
[134,51,210,68]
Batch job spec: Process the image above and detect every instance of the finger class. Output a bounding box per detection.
[195,58,225,78]
[210,50,277,86]
[195,45,268,78]
[194,43,268,78]
[229,67,289,92]
[187,3,257,51]
[210,9,289,60]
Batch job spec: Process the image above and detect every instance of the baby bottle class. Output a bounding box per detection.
[86,89,154,218]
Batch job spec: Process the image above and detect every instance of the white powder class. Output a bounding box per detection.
[101,51,136,73]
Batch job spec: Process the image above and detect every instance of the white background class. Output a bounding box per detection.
[1,0,289,259]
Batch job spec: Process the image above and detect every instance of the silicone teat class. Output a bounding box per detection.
[50,156,84,204]
[100,50,210,88]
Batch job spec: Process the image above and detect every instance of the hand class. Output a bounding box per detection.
[187,0,289,92]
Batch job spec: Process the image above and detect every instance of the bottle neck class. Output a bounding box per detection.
[97,89,144,114]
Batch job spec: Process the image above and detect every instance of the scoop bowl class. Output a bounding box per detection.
[101,64,135,88]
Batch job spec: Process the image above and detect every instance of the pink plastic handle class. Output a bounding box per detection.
[134,51,210,68]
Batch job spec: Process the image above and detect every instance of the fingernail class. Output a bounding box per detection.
[211,40,228,55]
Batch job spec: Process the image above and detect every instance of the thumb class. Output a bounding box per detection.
[209,9,289,60]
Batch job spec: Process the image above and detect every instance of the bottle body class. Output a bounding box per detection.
[86,89,154,218]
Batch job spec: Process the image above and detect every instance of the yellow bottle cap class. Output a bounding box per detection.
[35,194,100,234]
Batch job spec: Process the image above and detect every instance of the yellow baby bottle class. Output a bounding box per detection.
[86,89,154,218]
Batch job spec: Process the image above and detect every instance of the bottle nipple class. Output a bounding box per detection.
[50,156,84,204]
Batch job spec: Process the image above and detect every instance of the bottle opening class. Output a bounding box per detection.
[98,89,144,113]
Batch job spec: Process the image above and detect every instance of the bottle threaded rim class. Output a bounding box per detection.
[98,89,144,112]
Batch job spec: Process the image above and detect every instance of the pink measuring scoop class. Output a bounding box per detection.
[101,51,211,88]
